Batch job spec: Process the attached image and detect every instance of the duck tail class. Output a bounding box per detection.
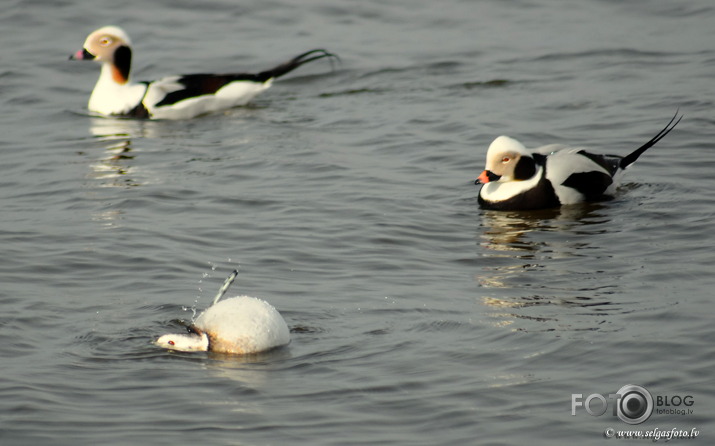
[255,49,339,82]
[620,111,682,169]
[212,270,239,305]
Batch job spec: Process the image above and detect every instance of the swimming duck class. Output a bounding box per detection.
[156,270,290,354]
[70,26,337,119]
[475,113,682,210]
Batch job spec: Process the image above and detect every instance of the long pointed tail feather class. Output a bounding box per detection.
[212,270,239,306]
[256,49,339,82]
[620,111,682,169]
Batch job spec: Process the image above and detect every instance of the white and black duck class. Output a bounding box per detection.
[70,26,337,119]
[475,113,682,211]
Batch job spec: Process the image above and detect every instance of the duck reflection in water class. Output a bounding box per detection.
[85,117,148,187]
[476,205,622,332]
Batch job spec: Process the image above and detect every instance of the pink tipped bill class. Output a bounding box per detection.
[69,48,94,60]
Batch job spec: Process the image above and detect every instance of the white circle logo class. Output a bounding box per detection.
[616,384,653,424]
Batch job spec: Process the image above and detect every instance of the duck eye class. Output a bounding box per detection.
[99,37,113,46]
[501,156,511,163]
[168,340,175,346]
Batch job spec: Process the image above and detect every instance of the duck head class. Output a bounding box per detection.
[156,331,209,352]
[70,26,133,84]
[475,136,537,184]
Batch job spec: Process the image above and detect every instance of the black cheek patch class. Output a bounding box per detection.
[114,45,132,82]
[513,156,537,180]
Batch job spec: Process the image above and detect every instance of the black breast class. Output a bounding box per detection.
[479,175,561,210]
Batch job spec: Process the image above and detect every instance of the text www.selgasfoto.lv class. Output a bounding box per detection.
[604,427,699,440]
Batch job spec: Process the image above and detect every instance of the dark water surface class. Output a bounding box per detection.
[1,0,714,444]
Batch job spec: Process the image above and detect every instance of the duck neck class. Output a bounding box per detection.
[88,61,146,116]
[195,332,210,351]
[98,60,129,87]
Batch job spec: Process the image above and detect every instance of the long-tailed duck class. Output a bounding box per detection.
[70,26,337,120]
[156,270,290,354]
[475,113,682,210]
